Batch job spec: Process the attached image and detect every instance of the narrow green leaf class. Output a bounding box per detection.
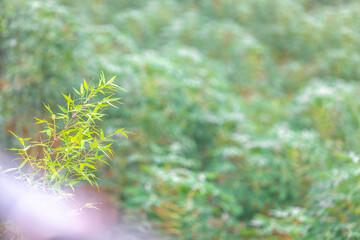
[98,158,110,166]
[43,103,54,115]
[121,132,128,138]
[107,76,116,85]
[100,130,104,140]
[93,138,98,148]
[34,117,47,124]
[84,163,97,170]
[58,105,67,113]
[9,131,25,146]
[83,79,88,90]
[62,93,73,103]
[73,88,80,95]
[19,158,29,169]
[115,128,124,134]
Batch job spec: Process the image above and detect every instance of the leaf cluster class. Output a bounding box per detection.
[10,74,129,190]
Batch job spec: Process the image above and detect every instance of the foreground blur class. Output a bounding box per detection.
[0,175,155,240]
[0,148,153,240]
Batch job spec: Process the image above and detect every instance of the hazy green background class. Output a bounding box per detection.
[1,0,360,239]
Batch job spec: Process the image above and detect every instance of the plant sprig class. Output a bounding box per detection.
[10,74,131,190]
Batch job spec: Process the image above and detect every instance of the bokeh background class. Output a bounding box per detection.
[1,0,360,239]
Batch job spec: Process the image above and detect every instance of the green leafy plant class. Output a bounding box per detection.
[10,74,130,190]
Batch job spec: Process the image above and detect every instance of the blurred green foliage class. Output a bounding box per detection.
[0,0,92,133]
[2,0,360,239]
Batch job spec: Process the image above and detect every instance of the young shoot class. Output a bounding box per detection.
[10,74,131,190]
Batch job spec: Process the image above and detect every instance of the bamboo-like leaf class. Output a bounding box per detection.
[83,79,88,90]
[100,129,104,140]
[9,131,25,146]
[98,158,110,166]
[93,138,98,148]
[73,88,80,95]
[115,128,125,134]
[35,117,47,124]
[58,105,67,113]
[84,163,97,170]
[107,76,116,85]
[43,103,53,115]
[19,158,29,169]
[64,94,73,103]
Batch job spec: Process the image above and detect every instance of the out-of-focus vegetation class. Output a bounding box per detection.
[1,0,360,239]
